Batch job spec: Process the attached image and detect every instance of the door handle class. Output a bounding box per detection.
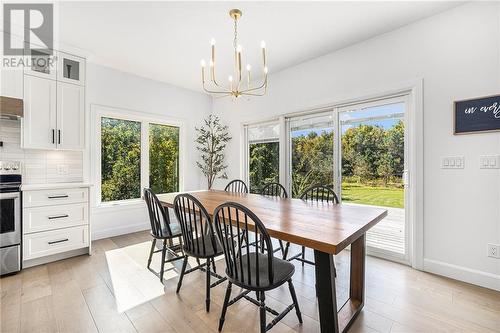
[48,214,69,220]
[48,238,69,245]
[52,129,55,144]
[48,194,69,199]
[58,130,61,144]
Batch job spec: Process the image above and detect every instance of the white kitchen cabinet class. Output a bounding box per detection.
[22,75,57,149]
[22,78,85,150]
[24,48,58,80]
[1,69,23,99]
[58,52,86,86]
[57,82,85,149]
[1,34,24,98]
[22,185,91,265]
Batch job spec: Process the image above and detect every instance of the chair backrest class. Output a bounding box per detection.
[173,193,218,256]
[261,182,288,198]
[300,185,339,204]
[224,179,248,193]
[144,188,172,238]
[213,202,274,287]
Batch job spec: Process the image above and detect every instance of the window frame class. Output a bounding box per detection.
[92,104,185,207]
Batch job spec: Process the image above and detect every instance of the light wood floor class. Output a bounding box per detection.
[1,230,500,333]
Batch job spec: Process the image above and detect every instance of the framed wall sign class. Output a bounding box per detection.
[454,94,500,134]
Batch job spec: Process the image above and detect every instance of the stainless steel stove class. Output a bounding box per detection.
[0,161,22,275]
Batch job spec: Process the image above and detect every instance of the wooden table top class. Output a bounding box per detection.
[158,190,387,255]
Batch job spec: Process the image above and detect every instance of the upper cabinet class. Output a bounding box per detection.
[56,82,85,149]
[23,75,57,149]
[58,52,85,86]
[21,48,86,151]
[1,34,24,99]
[24,48,58,80]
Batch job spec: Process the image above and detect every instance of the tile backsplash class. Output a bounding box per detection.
[0,119,83,184]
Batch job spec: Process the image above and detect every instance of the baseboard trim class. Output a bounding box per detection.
[92,223,150,240]
[424,258,500,291]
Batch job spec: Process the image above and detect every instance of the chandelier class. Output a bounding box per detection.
[200,9,268,98]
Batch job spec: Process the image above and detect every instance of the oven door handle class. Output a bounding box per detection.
[0,192,20,200]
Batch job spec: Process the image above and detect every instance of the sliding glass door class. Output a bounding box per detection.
[247,122,280,194]
[339,97,408,262]
[288,112,335,198]
[243,95,410,264]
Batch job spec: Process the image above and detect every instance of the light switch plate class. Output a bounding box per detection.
[442,156,465,169]
[480,155,500,169]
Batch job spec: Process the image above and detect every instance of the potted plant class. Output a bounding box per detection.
[195,114,231,189]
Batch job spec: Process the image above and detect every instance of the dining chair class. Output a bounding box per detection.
[284,185,339,266]
[260,182,288,198]
[144,188,185,283]
[260,183,288,256]
[224,179,248,193]
[213,202,302,333]
[173,193,227,312]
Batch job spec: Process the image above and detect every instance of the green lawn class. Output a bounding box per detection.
[341,182,404,208]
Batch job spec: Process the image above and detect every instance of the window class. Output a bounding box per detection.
[149,123,180,194]
[289,112,334,198]
[247,123,280,194]
[101,117,141,202]
[96,107,182,205]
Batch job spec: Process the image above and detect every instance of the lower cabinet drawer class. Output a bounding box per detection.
[23,225,89,260]
[23,188,89,208]
[24,203,88,234]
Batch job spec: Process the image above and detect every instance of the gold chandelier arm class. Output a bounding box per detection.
[239,74,267,94]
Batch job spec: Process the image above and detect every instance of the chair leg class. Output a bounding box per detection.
[301,246,306,267]
[283,242,290,260]
[147,239,156,269]
[176,256,188,293]
[259,291,266,333]
[206,258,211,312]
[159,239,167,283]
[278,240,285,257]
[211,257,217,274]
[288,279,303,323]
[218,282,232,332]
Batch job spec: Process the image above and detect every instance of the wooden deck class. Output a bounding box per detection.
[344,203,405,255]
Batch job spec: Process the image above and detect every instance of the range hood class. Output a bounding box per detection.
[0,96,23,120]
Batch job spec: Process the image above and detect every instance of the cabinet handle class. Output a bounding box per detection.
[48,238,69,245]
[58,130,61,144]
[48,194,69,199]
[48,214,69,220]
[52,129,55,144]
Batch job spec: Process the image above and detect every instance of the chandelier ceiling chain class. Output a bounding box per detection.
[200,9,268,99]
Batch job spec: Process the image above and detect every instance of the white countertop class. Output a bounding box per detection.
[21,182,93,191]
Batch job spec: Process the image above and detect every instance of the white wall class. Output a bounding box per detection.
[212,2,500,290]
[86,63,211,239]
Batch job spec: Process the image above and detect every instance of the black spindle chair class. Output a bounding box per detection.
[144,188,185,283]
[260,183,288,256]
[224,179,248,193]
[261,182,288,198]
[213,202,302,333]
[173,193,227,312]
[284,185,339,266]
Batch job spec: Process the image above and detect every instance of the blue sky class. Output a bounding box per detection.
[291,102,404,137]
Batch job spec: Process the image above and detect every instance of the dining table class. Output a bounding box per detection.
[159,190,388,333]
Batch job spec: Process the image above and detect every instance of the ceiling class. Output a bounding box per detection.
[57,1,462,92]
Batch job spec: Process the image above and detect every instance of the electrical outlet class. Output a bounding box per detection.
[488,244,500,259]
[57,164,69,175]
